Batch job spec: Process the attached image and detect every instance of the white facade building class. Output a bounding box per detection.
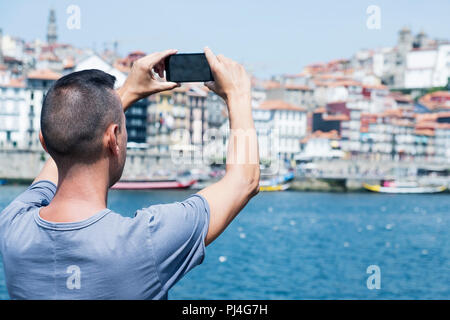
[0,69,61,149]
[434,124,450,163]
[0,84,27,148]
[404,44,450,89]
[253,100,307,160]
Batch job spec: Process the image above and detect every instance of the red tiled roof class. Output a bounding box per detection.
[415,121,437,130]
[301,130,340,143]
[27,69,61,80]
[262,80,281,90]
[391,119,414,127]
[323,114,350,121]
[414,129,434,136]
[1,78,26,88]
[415,113,438,122]
[314,107,326,113]
[363,84,388,90]
[419,91,450,111]
[285,84,311,90]
[436,123,450,130]
[258,100,306,112]
[380,108,403,118]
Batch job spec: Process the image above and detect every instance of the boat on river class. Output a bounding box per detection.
[259,183,291,192]
[259,171,294,192]
[363,180,446,194]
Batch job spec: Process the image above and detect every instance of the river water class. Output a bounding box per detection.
[0,186,448,299]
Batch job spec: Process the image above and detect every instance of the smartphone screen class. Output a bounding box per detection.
[165,53,213,82]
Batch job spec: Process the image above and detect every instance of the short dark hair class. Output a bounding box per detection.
[41,69,123,163]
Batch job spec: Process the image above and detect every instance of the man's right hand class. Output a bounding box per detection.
[204,47,251,105]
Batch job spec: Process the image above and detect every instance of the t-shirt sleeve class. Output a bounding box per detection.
[142,194,210,292]
[0,180,56,243]
[9,180,56,207]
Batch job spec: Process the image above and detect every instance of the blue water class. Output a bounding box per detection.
[0,186,449,299]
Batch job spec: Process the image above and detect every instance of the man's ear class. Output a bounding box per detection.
[105,123,120,156]
[39,131,49,153]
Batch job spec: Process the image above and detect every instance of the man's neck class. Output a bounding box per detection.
[39,163,110,223]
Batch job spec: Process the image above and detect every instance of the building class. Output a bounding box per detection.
[340,108,362,155]
[265,83,314,111]
[147,91,177,154]
[434,123,450,163]
[205,90,226,130]
[26,69,61,148]
[311,107,347,134]
[253,100,307,160]
[0,81,27,148]
[298,130,344,161]
[125,98,149,145]
[404,43,450,89]
[418,91,450,113]
[147,85,208,156]
[187,85,208,146]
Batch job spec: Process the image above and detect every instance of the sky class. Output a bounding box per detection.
[1,0,449,78]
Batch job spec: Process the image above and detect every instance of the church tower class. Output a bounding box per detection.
[47,9,58,45]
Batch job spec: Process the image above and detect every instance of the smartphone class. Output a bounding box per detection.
[165,53,213,83]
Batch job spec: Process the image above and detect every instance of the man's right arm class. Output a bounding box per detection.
[198,48,260,246]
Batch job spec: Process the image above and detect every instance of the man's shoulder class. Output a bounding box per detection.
[0,194,38,229]
[0,181,56,227]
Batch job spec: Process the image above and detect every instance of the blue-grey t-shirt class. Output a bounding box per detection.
[0,180,210,299]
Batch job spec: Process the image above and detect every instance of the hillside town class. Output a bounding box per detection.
[1,10,450,189]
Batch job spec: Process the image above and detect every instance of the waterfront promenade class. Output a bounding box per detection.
[1,150,449,192]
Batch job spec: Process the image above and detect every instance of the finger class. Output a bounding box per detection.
[139,49,178,70]
[204,81,216,91]
[218,54,232,65]
[204,47,219,69]
[157,81,180,92]
[153,49,178,65]
[153,64,160,77]
[155,61,165,78]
